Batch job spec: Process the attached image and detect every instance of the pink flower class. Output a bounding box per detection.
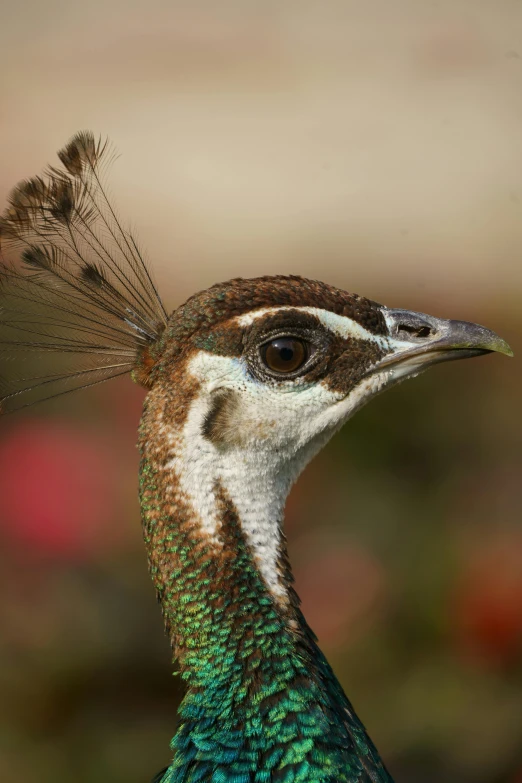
[0,419,126,559]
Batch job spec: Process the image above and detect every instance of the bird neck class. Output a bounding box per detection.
[138,379,316,683]
[138,380,392,782]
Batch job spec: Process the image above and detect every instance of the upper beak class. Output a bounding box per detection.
[375,308,513,377]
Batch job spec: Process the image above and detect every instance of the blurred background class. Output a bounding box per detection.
[0,1,521,781]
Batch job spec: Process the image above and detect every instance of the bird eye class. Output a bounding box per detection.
[261,337,309,374]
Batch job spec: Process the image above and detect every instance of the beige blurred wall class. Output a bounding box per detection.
[1,0,522,312]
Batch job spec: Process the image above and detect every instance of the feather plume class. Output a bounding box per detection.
[0,131,168,413]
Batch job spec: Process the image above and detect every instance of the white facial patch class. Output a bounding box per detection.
[164,349,343,602]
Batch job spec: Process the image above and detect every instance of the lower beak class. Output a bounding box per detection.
[374,308,513,377]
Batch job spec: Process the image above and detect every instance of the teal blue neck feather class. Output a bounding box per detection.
[139,452,394,783]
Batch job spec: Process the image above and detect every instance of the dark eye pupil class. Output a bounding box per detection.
[263,337,308,373]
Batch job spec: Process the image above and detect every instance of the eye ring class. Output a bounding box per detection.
[260,336,309,374]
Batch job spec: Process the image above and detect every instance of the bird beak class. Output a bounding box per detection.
[373,308,513,380]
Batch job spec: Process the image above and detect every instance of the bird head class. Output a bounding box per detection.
[145,275,512,486]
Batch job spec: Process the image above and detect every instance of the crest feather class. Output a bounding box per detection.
[0,131,167,413]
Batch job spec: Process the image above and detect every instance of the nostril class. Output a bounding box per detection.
[398,323,433,339]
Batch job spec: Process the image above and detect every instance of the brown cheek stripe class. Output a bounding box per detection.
[323,336,387,396]
[202,388,241,446]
